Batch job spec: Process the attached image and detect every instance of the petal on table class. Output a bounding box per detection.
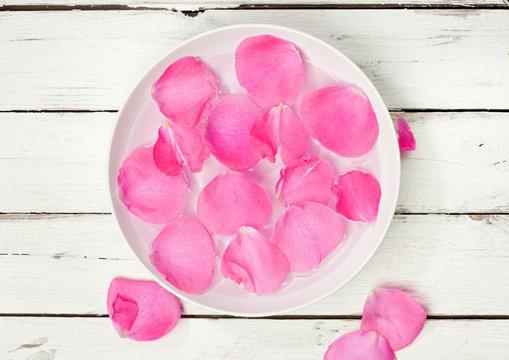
[172,124,210,173]
[334,170,381,223]
[397,117,416,151]
[299,86,379,157]
[150,217,216,295]
[153,123,183,176]
[324,330,395,360]
[152,56,218,127]
[235,34,304,108]
[107,278,181,341]
[271,202,345,273]
[278,105,308,164]
[117,147,188,224]
[197,172,273,235]
[361,288,427,351]
[205,94,263,172]
[276,155,334,206]
[221,227,290,295]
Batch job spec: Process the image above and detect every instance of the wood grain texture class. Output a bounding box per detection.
[2,0,508,9]
[1,318,509,359]
[1,10,508,111]
[2,213,508,315]
[1,112,508,213]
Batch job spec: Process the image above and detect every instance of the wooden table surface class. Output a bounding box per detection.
[1,1,509,359]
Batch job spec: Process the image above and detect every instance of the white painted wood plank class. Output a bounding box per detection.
[1,318,509,359]
[1,10,508,110]
[2,0,507,9]
[1,112,508,213]
[2,214,508,315]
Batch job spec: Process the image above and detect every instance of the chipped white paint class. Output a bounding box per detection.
[1,318,509,359]
[0,112,508,213]
[2,213,509,315]
[0,10,509,110]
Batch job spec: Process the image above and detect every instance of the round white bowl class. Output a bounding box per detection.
[108,24,400,317]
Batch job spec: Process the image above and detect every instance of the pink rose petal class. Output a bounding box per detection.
[278,105,308,163]
[249,106,279,163]
[221,227,290,295]
[397,117,416,151]
[153,123,183,176]
[334,170,381,223]
[117,147,188,224]
[276,155,334,206]
[300,86,379,157]
[361,288,427,351]
[150,217,216,294]
[172,124,210,173]
[205,94,263,172]
[107,278,181,341]
[324,330,395,360]
[271,202,345,272]
[197,172,273,235]
[152,56,218,127]
[249,105,308,164]
[235,34,304,108]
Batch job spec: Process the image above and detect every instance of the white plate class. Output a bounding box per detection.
[108,24,400,317]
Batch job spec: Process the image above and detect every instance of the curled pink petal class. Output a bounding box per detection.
[117,147,188,224]
[153,123,183,176]
[107,278,181,341]
[361,288,427,351]
[150,217,216,294]
[172,124,210,173]
[197,172,272,235]
[152,56,218,127]
[334,170,381,223]
[221,227,290,295]
[235,34,304,108]
[278,105,308,163]
[205,94,263,171]
[249,105,308,164]
[300,86,379,157]
[249,107,279,163]
[397,117,416,151]
[276,155,334,206]
[324,330,395,360]
[271,202,345,272]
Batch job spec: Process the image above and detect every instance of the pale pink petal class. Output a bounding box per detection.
[197,172,272,235]
[276,155,334,206]
[324,330,395,360]
[221,227,290,295]
[278,105,308,163]
[152,56,218,127]
[334,170,381,223]
[235,34,304,108]
[271,202,345,272]
[249,107,279,163]
[117,147,188,224]
[205,94,263,171]
[172,124,210,173]
[397,117,416,151]
[361,288,427,351]
[153,124,183,176]
[300,86,379,157]
[150,217,216,294]
[107,278,181,341]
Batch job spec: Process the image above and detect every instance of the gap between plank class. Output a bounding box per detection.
[0,313,508,320]
[0,4,509,11]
